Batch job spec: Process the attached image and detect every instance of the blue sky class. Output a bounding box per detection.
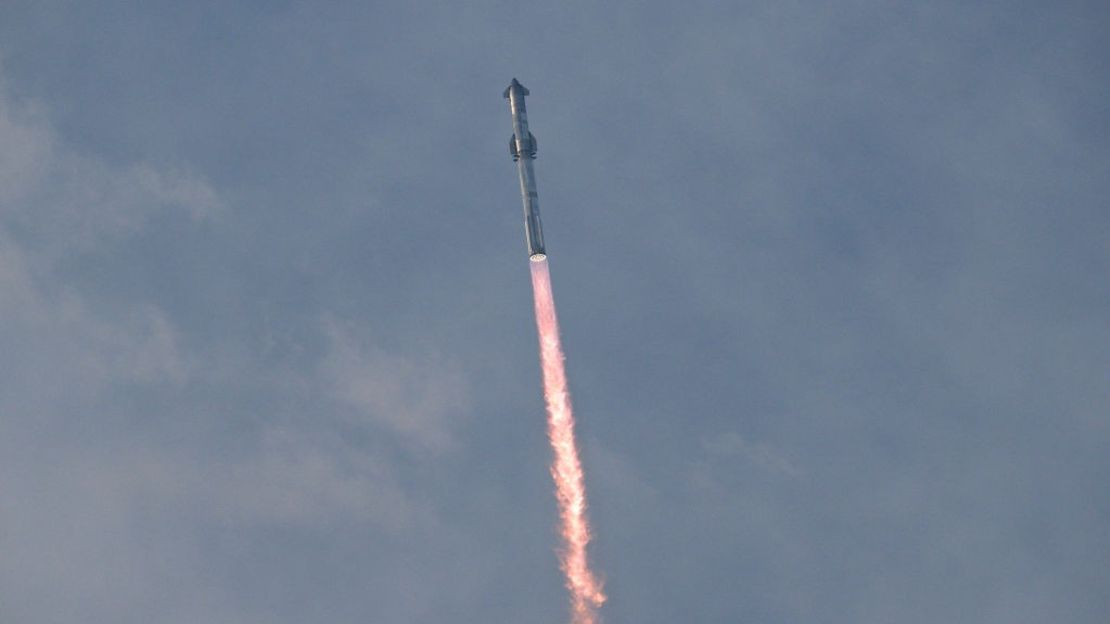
[1,2,1108,622]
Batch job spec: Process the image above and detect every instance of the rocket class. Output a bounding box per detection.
[504,78,546,260]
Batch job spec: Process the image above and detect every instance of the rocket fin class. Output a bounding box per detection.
[503,78,530,98]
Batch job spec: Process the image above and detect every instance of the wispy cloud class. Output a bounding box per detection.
[319,317,470,452]
[0,74,203,401]
[0,73,221,260]
[703,431,802,477]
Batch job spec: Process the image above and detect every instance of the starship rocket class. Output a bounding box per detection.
[504,78,546,260]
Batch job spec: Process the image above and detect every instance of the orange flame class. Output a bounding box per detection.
[530,258,606,624]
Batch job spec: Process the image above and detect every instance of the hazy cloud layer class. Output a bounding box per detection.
[1,2,1108,623]
[0,59,476,622]
[320,317,469,451]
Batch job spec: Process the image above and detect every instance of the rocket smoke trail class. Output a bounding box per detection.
[530,257,606,624]
[504,78,605,623]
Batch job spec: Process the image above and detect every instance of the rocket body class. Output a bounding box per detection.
[504,78,546,260]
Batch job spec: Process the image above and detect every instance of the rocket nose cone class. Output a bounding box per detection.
[505,78,530,97]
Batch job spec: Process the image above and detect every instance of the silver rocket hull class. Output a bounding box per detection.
[504,78,547,260]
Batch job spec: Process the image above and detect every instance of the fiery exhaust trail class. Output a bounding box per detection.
[530,257,606,624]
[504,78,604,621]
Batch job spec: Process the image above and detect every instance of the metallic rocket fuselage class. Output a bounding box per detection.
[504,78,546,260]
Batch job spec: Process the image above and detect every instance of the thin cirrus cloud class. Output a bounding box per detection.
[0,68,467,623]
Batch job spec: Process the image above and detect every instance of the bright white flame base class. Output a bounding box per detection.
[530,257,606,624]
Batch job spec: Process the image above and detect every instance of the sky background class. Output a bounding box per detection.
[1,2,1108,622]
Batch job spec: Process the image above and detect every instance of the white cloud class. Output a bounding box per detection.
[703,431,802,477]
[196,427,416,530]
[0,70,461,621]
[0,88,51,205]
[0,69,242,620]
[0,234,189,406]
[0,74,221,260]
[0,67,220,398]
[319,317,470,452]
[0,425,420,623]
[51,426,419,532]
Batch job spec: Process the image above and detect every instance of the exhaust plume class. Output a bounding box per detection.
[530,257,606,624]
